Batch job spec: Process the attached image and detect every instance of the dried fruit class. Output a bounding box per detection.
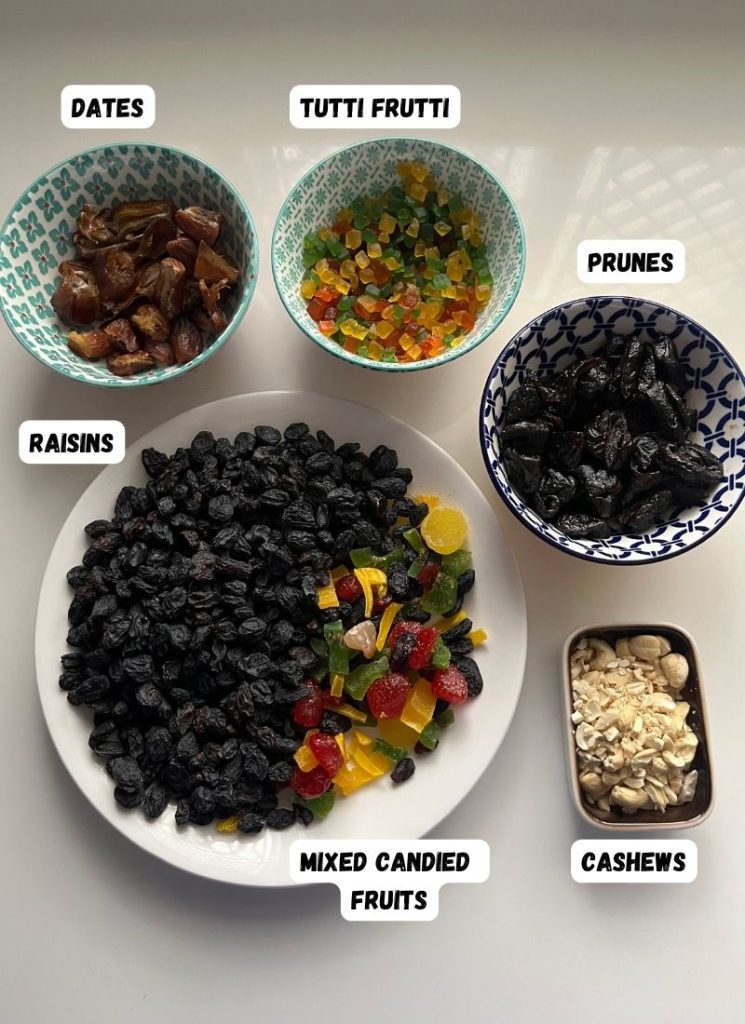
[107,352,156,376]
[52,260,101,325]
[366,673,410,719]
[194,240,240,284]
[103,318,139,354]
[50,197,240,377]
[431,666,468,704]
[500,332,723,538]
[170,317,203,365]
[131,304,170,343]
[67,329,112,360]
[175,206,223,246]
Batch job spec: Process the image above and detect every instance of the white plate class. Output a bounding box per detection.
[35,392,526,886]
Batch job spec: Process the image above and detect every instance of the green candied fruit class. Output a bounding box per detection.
[418,719,442,750]
[345,656,390,701]
[373,738,408,763]
[296,791,336,818]
[420,572,458,615]
[431,637,451,669]
[441,548,473,577]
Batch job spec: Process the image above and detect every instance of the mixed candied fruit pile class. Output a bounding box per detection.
[222,497,486,827]
[299,162,492,364]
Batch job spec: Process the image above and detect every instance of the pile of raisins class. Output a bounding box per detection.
[59,424,428,832]
[500,333,724,538]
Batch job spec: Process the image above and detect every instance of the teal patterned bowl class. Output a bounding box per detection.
[271,138,525,372]
[0,144,258,387]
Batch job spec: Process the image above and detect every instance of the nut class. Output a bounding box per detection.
[571,633,698,816]
[660,653,689,691]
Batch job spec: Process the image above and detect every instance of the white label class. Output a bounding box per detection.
[290,839,489,920]
[19,420,125,464]
[290,84,460,129]
[571,840,697,883]
[577,239,685,283]
[61,85,155,128]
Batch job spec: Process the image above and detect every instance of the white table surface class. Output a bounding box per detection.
[2,2,744,1021]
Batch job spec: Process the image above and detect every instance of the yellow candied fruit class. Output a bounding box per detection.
[376,601,403,651]
[400,678,436,733]
[339,259,356,280]
[352,728,374,749]
[424,246,440,260]
[437,188,449,205]
[377,717,419,749]
[335,762,375,796]
[315,257,330,273]
[380,304,396,321]
[413,493,441,509]
[468,629,488,646]
[434,221,452,236]
[357,294,378,313]
[216,815,240,833]
[367,242,383,259]
[375,319,394,340]
[410,161,428,183]
[407,344,422,361]
[461,224,472,240]
[414,240,427,257]
[336,703,368,723]
[355,250,370,269]
[339,319,357,337]
[399,334,413,352]
[351,324,368,341]
[383,256,400,270]
[300,279,316,300]
[436,609,466,633]
[330,673,345,698]
[405,219,420,238]
[421,505,468,555]
[442,284,457,299]
[408,182,428,202]
[345,228,362,250]
[331,565,348,582]
[378,232,390,245]
[379,211,397,233]
[316,579,340,609]
[318,269,337,286]
[475,284,491,303]
[318,227,332,242]
[350,744,390,777]
[294,744,318,772]
[368,340,384,361]
[359,267,375,284]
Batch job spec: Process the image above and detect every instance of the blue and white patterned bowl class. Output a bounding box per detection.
[480,295,745,564]
[0,144,258,387]
[272,138,525,372]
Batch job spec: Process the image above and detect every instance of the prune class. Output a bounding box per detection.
[503,450,542,496]
[455,657,483,698]
[500,332,723,540]
[657,442,723,489]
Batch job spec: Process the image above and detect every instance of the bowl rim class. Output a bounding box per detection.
[270,135,526,373]
[479,293,745,566]
[0,141,260,388]
[561,621,715,831]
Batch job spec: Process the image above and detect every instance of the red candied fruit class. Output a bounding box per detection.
[335,573,363,603]
[366,673,410,719]
[417,561,440,590]
[291,765,333,800]
[292,681,324,728]
[308,731,344,778]
[431,666,469,704]
[409,626,439,671]
[388,620,423,648]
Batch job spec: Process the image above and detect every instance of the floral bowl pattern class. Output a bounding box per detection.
[480,295,745,564]
[271,137,525,372]
[0,143,258,387]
